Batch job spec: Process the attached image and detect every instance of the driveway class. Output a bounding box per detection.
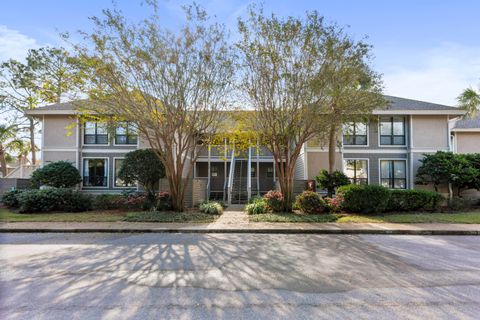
[1,233,479,319]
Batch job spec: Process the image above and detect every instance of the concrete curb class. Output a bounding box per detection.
[1,228,479,235]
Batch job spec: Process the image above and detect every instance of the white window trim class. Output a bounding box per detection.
[378,116,407,147]
[343,158,370,184]
[342,121,369,148]
[82,122,109,146]
[378,158,408,189]
[113,122,140,147]
[81,157,109,189]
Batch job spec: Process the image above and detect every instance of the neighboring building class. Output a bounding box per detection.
[26,95,467,205]
[451,116,480,154]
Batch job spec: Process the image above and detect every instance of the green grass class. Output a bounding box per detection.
[249,211,480,224]
[249,213,339,223]
[123,211,218,223]
[0,208,218,223]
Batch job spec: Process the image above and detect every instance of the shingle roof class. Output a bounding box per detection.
[453,116,480,129]
[384,95,458,111]
[35,101,81,110]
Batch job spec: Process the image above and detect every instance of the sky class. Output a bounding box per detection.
[0,0,479,106]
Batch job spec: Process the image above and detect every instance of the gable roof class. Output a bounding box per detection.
[452,116,480,131]
[26,95,466,116]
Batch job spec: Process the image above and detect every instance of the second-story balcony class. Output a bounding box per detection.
[197,145,273,159]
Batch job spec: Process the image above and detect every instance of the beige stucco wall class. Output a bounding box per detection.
[43,151,77,165]
[43,115,78,148]
[411,115,449,149]
[306,152,342,179]
[455,132,480,153]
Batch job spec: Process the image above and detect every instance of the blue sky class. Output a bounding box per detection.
[1,0,479,105]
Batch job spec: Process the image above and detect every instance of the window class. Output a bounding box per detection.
[114,158,132,187]
[343,122,367,145]
[84,122,108,144]
[380,160,407,189]
[115,122,138,145]
[266,166,274,178]
[83,159,108,187]
[344,160,368,185]
[380,117,406,145]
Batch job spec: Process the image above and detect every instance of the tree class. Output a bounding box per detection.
[416,151,479,200]
[0,47,83,165]
[317,27,384,173]
[118,149,166,199]
[0,124,23,177]
[237,7,379,211]
[316,169,350,197]
[30,161,82,188]
[457,86,480,118]
[75,3,234,211]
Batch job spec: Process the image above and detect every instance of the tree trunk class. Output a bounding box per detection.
[28,117,36,165]
[0,148,7,177]
[328,124,337,173]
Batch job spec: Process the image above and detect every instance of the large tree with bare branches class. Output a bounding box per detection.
[75,3,234,211]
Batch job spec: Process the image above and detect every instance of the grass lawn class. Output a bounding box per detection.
[249,211,480,224]
[0,208,218,223]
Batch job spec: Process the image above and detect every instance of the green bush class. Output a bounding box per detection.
[316,170,350,196]
[1,189,24,207]
[199,201,223,215]
[155,191,172,211]
[387,189,444,212]
[93,194,123,210]
[245,198,268,215]
[295,191,327,214]
[263,190,284,212]
[16,188,92,213]
[338,184,390,214]
[31,161,82,188]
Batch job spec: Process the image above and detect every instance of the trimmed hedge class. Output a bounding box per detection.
[30,161,82,188]
[338,184,391,214]
[295,191,327,214]
[93,194,123,210]
[387,189,444,212]
[15,188,92,213]
[1,189,23,207]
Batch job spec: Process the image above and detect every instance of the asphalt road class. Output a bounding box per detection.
[1,233,480,319]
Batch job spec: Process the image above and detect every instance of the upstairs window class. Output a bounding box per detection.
[84,122,108,145]
[343,122,368,145]
[115,122,138,145]
[380,117,406,145]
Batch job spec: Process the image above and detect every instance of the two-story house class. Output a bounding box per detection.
[26,95,467,205]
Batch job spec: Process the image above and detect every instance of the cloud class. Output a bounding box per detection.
[0,25,40,61]
[378,43,480,106]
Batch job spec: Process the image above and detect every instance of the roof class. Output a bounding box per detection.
[26,95,467,116]
[452,116,480,131]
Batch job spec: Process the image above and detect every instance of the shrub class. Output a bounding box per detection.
[156,191,172,211]
[30,161,82,188]
[93,194,123,210]
[263,190,283,212]
[387,189,444,212]
[315,170,350,197]
[117,149,165,198]
[245,198,268,215]
[338,184,390,214]
[199,201,223,215]
[115,192,147,211]
[1,189,23,207]
[16,188,92,213]
[324,192,345,213]
[295,191,327,214]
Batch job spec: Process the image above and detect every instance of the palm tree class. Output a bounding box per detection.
[457,86,480,118]
[0,124,23,177]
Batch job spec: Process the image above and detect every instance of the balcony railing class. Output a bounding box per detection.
[83,176,108,187]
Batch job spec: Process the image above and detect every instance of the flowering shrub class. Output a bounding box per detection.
[263,190,284,212]
[114,192,147,211]
[156,191,173,211]
[324,192,345,213]
[295,191,327,214]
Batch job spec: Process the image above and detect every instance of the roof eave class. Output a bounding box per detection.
[373,110,467,115]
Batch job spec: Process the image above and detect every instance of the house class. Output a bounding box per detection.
[25,95,467,205]
[450,116,480,154]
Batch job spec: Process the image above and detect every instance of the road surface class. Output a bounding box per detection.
[1,233,480,319]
